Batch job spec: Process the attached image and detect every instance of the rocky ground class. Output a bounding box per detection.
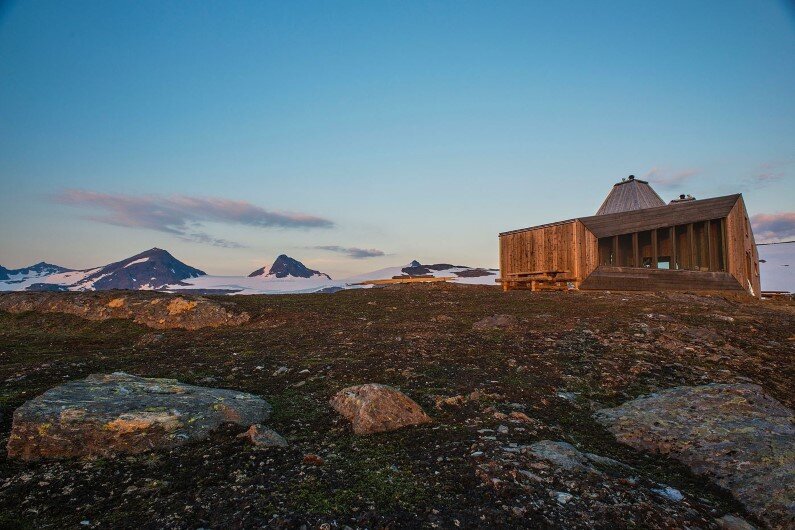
[0,285,792,529]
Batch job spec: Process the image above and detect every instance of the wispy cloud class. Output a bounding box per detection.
[751,212,795,243]
[53,189,334,247]
[741,161,791,190]
[314,245,386,259]
[644,167,700,189]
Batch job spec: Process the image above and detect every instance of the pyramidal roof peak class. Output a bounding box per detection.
[595,175,666,215]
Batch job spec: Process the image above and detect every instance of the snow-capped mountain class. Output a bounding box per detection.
[0,248,205,292]
[0,252,498,295]
[0,262,72,282]
[69,248,206,290]
[248,254,331,280]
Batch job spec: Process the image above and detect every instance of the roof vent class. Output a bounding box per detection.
[628,175,635,180]
[670,194,696,204]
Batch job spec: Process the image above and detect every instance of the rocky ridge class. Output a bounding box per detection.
[0,291,249,330]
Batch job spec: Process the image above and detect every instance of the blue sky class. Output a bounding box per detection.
[1,1,793,277]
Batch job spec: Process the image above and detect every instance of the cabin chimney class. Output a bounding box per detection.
[670,193,696,204]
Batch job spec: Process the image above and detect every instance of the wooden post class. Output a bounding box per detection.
[632,233,639,268]
[651,230,658,268]
[612,236,618,266]
[670,227,677,270]
[705,220,712,271]
[721,218,728,271]
[688,224,696,270]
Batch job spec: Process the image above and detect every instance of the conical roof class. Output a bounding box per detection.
[595,176,665,215]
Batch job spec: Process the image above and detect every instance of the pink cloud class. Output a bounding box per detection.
[751,212,795,243]
[644,167,700,189]
[53,189,334,247]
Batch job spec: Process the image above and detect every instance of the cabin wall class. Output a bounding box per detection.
[725,197,761,297]
[499,221,581,279]
[574,220,599,280]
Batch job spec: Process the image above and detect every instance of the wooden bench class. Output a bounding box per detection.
[496,270,577,292]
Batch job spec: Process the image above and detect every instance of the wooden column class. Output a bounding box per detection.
[632,233,639,268]
[705,219,712,271]
[721,218,728,271]
[612,236,618,266]
[651,230,658,268]
[688,224,696,270]
[670,227,677,270]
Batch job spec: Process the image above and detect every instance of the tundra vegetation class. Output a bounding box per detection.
[0,284,792,529]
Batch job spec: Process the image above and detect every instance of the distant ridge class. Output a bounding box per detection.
[0,262,72,281]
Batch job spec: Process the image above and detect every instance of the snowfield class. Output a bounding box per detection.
[0,268,100,292]
[164,266,500,295]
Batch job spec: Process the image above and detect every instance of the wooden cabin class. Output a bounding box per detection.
[498,176,761,297]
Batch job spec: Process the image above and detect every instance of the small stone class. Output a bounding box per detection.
[329,383,431,435]
[555,492,573,504]
[303,454,324,466]
[508,411,533,423]
[527,440,600,474]
[652,486,684,502]
[472,314,519,331]
[272,366,289,376]
[497,425,509,434]
[238,424,288,448]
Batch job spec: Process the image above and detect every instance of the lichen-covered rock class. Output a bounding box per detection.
[7,372,270,460]
[330,383,431,434]
[0,292,249,330]
[595,384,794,529]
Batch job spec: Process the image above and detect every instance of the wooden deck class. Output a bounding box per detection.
[496,270,576,292]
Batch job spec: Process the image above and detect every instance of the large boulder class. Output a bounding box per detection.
[7,372,270,460]
[329,383,431,435]
[595,384,794,529]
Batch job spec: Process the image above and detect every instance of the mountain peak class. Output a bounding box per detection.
[70,248,205,291]
[248,254,331,279]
